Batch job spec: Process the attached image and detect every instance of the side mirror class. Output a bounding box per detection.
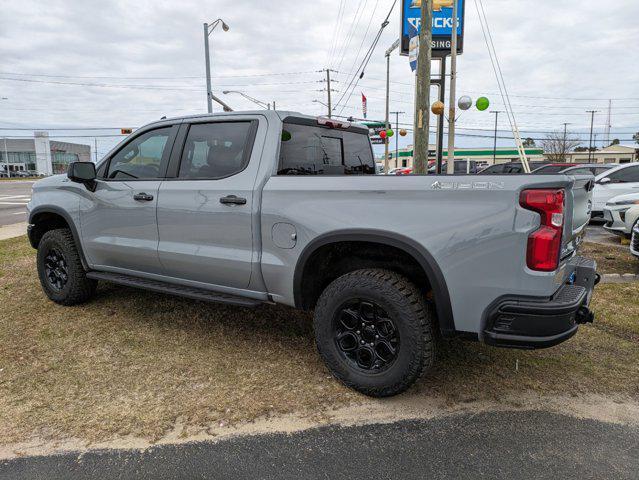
[597,177,611,185]
[68,162,97,191]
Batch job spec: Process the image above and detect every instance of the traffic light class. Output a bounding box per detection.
[120,128,133,135]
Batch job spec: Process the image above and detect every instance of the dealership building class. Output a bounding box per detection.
[381,146,546,170]
[1,132,91,176]
[380,144,638,170]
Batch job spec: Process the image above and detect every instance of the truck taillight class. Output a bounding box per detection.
[519,189,565,272]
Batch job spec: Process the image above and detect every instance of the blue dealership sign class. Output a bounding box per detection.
[400,0,465,56]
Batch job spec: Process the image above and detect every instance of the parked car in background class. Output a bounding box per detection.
[428,160,481,174]
[562,164,618,177]
[478,162,549,174]
[592,163,639,220]
[532,163,579,174]
[603,193,639,237]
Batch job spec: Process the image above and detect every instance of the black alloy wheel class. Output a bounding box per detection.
[44,248,69,291]
[333,299,400,373]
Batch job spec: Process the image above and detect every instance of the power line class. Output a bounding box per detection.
[0,70,319,80]
[333,0,367,71]
[333,0,397,115]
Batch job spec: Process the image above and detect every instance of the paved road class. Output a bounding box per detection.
[2,411,637,480]
[0,181,33,227]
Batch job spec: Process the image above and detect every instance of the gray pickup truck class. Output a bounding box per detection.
[27,111,599,397]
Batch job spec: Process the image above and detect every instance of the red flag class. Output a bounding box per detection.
[361,92,367,119]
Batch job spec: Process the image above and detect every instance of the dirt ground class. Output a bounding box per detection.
[1,236,637,447]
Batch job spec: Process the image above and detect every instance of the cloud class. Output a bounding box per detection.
[0,0,637,156]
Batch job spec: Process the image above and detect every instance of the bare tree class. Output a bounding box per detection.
[541,130,581,162]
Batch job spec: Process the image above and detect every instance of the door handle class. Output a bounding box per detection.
[133,193,154,202]
[220,195,247,205]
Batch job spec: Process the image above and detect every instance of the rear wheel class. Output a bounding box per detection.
[313,269,435,398]
[37,228,97,305]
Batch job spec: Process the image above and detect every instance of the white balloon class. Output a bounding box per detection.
[458,96,473,111]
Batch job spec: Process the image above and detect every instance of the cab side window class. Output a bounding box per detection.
[106,128,172,180]
[178,122,254,179]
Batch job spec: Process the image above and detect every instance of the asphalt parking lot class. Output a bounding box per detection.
[2,411,638,480]
[0,180,33,227]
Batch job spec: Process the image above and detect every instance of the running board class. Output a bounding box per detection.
[86,272,262,307]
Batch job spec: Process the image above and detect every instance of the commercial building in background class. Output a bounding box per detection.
[378,144,638,171]
[566,144,638,164]
[0,132,91,176]
[380,146,546,170]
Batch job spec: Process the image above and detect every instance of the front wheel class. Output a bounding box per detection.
[37,228,97,306]
[313,269,435,398]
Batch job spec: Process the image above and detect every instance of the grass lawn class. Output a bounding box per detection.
[0,236,638,446]
[580,242,639,275]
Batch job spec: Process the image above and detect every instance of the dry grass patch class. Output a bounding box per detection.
[0,236,637,446]
[580,242,639,275]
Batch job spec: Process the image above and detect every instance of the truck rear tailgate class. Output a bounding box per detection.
[562,175,595,259]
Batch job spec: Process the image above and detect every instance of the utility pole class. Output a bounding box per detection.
[561,122,570,162]
[319,69,337,118]
[326,69,333,118]
[391,111,405,167]
[413,0,433,175]
[446,0,459,175]
[604,99,612,147]
[587,110,598,162]
[490,111,503,164]
[94,138,98,163]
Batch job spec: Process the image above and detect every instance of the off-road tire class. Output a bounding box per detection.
[313,269,435,397]
[37,228,97,306]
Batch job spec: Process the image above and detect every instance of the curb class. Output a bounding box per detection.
[600,274,639,284]
[0,222,28,241]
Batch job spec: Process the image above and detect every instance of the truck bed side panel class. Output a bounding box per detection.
[260,175,578,335]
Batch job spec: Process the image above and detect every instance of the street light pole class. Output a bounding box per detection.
[490,111,503,164]
[384,39,400,174]
[446,0,459,175]
[203,19,229,114]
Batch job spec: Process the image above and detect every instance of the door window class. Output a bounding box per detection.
[106,128,172,180]
[178,122,254,179]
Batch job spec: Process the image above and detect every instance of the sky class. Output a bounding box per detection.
[1,0,638,159]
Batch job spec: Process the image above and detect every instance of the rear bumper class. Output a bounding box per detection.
[483,257,599,350]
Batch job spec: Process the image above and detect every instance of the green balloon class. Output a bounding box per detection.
[387,129,394,138]
[476,97,490,111]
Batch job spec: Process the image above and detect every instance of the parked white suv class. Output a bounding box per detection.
[603,193,639,237]
[592,163,639,219]
[631,222,639,259]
